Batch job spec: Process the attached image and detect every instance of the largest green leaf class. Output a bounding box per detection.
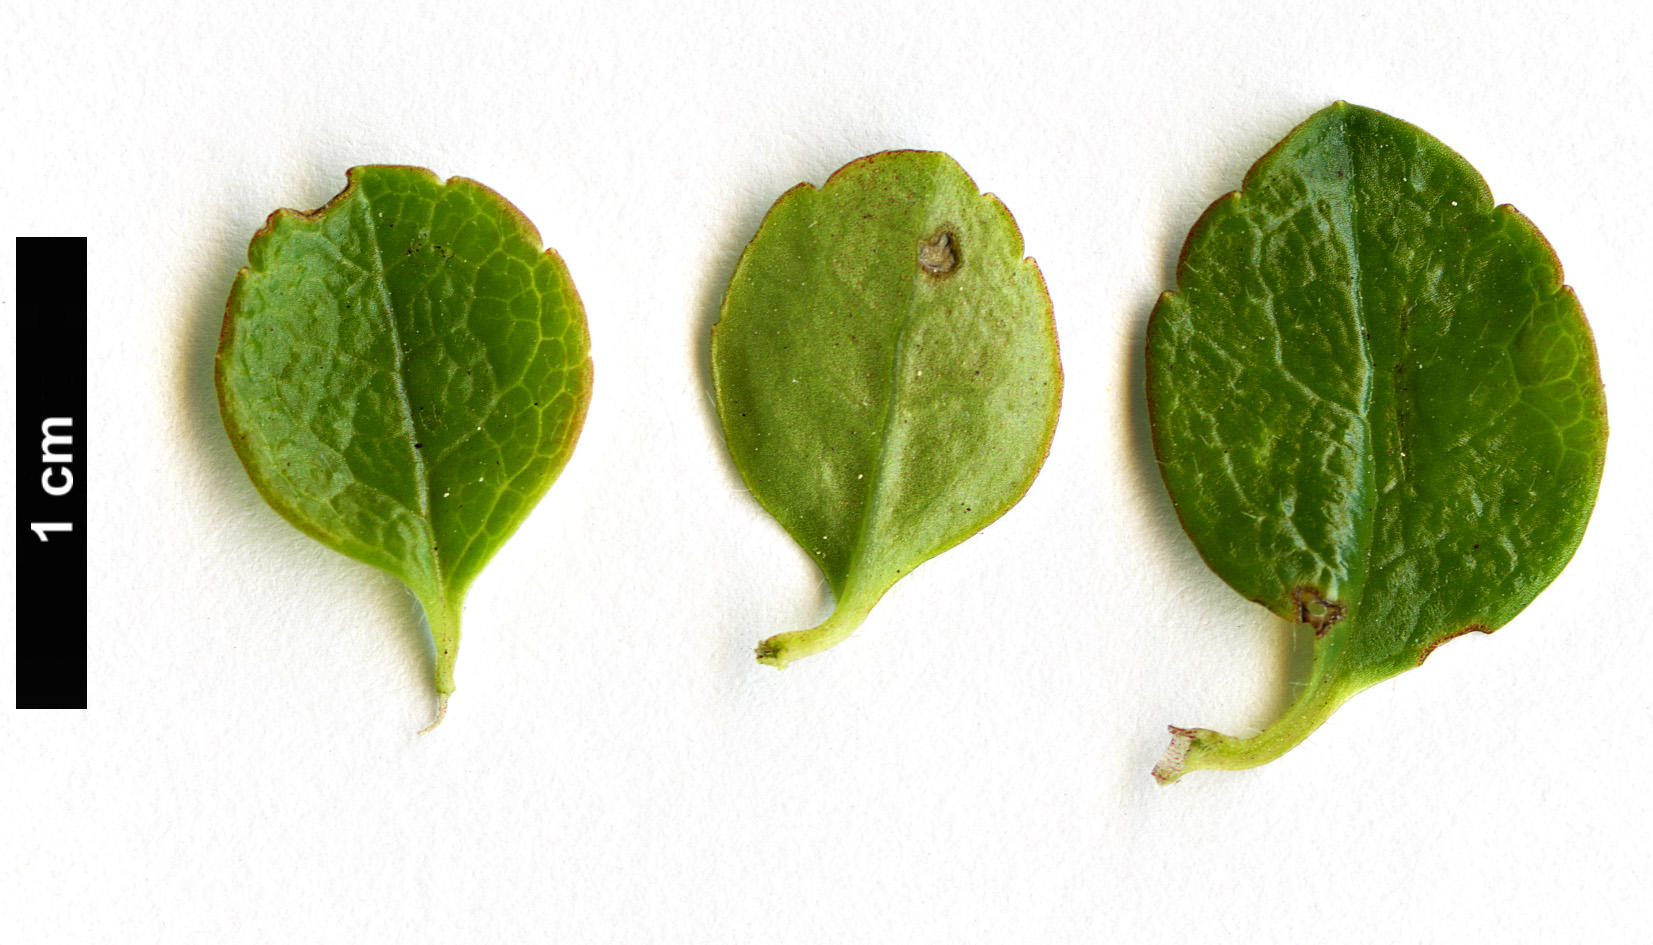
[217,166,592,727]
[713,150,1062,668]
[1147,103,1606,781]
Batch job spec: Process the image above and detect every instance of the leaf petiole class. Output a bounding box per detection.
[417,591,463,732]
[755,584,886,670]
[1153,627,1358,783]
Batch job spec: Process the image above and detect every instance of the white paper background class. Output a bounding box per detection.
[4,1,1650,942]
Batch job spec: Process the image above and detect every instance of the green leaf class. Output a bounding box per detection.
[216,166,593,727]
[712,150,1062,668]
[1146,103,1607,781]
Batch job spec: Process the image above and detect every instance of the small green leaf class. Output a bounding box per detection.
[713,150,1062,668]
[216,166,593,728]
[1146,103,1607,781]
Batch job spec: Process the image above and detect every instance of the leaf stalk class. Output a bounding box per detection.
[417,592,464,732]
[1153,624,1357,784]
[755,585,884,670]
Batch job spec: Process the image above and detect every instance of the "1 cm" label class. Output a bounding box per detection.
[31,417,74,541]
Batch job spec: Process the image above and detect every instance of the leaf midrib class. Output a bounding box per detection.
[843,169,943,595]
[359,188,442,593]
[1327,107,1390,627]
[1339,110,1378,615]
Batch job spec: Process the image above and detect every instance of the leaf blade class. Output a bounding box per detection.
[1147,103,1606,780]
[713,150,1061,667]
[217,165,592,714]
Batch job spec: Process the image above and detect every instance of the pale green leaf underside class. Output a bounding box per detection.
[217,166,593,704]
[1147,103,1606,780]
[713,150,1061,667]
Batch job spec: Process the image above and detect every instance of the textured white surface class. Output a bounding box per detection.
[3,1,1650,942]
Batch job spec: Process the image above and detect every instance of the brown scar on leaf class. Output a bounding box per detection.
[1417,623,1490,666]
[1291,585,1346,638]
[918,227,960,276]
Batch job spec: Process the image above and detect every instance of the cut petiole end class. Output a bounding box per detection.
[753,638,791,669]
[417,691,451,735]
[1151,726,1199,783]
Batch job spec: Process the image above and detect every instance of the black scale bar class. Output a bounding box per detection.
[15,237,88,709]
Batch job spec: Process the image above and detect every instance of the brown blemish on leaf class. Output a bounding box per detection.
[1417,623,1489,666]
[918,227,960,276]
[1292,585,1346,638]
